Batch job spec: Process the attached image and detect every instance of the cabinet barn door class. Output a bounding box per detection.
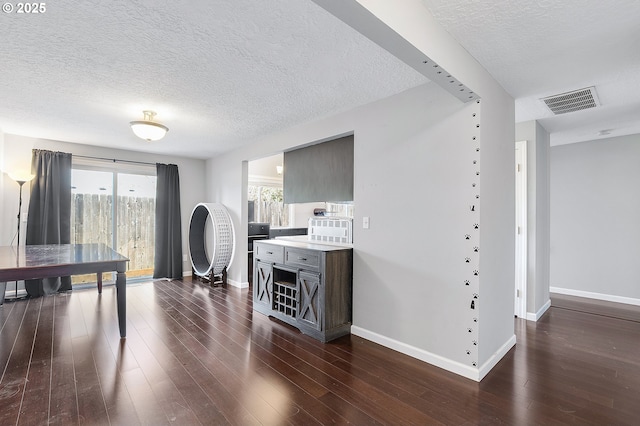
[255,261,273,308]
[298,271,321,330]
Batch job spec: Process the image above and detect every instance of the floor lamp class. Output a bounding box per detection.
[6,172,35,301]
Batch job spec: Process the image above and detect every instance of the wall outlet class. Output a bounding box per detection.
[363,216,370,229]
[183,254,188,262]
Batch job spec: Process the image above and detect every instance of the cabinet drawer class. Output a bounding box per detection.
[285,248,320,271]
[255,243,284,264]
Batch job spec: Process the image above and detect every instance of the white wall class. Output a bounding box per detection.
[0,130,5,243]
[207,0,514,381]
[290,203,323,228]
[353,86,478,365]
[515,121,551,320]
[551,134,640,304]
[1,132,32,247]
[1,134,206,275]
[475,90,516,376]
[207,82,513,381]
[248,153,282,182]
[344,0,515,378]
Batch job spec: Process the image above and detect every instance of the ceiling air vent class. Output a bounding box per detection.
[541,86,600,115]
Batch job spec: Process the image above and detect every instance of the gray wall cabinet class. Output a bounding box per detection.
[253,240,353,342]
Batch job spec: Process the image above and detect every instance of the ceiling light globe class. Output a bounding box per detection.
[130,110,169,141]
[130,121,169,141]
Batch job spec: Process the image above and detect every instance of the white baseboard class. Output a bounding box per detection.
[525,299,551,322]
[478,334,517,381]
[227,279,249,289]
[550,286,640,307]
[183,270,192,277]
[351,326,516,382]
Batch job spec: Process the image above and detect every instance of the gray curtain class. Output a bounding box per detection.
[25,149,72,296]
[153,163,183,279]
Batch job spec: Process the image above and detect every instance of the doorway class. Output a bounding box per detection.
[71,166,157,284]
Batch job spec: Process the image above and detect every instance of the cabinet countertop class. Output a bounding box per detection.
[256,238,352,252]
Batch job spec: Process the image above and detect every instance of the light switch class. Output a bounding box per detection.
[363,216,370,229]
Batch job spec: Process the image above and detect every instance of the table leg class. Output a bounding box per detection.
[97,272,102,294]
[116,269,126,338]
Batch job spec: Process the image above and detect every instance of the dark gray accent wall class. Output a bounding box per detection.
[283,136,354,203]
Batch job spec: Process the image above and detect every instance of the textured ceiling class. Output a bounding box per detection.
[0,0,427,159]
[3,1,638,157]
[421,0,640,145]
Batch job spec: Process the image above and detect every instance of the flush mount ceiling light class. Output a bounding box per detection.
[130,110,169,141]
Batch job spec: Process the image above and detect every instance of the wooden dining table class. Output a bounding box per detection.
[0,243,129,338]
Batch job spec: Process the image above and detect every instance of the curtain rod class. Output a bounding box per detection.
[73,155,156,167]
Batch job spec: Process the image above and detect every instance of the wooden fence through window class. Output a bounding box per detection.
[71,194,155,283]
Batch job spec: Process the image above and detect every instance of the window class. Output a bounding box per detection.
[248,154,292,227]
[71,160,156,284]
[248,184,290,227]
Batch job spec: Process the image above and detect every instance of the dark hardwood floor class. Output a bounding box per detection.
[1,279,639,425]
[550,292,640,323]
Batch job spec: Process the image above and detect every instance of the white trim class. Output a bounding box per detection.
[227,279,249,289]
[477,334,517,381]
[514,140,527,318]
[525,299,551,322]
[351,326,516,382]
[248,174,282,187]
[182,270,192,277]
[550,286,640,307]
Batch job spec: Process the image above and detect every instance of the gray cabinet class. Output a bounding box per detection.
[297,271,321,331]
[254,260,273,310]
[253,240,352,342]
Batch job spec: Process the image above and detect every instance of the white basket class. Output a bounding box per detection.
[308,217,353,244]
[189,203,235,277]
